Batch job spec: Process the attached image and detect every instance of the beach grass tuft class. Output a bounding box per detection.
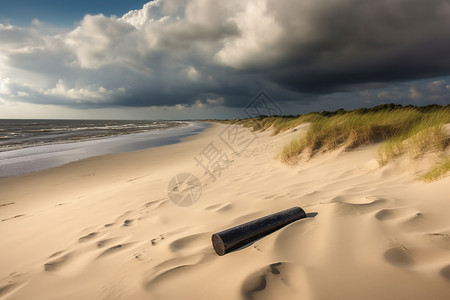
[218,104,450,180]
[278,106,450,165]
[420,156,450,182]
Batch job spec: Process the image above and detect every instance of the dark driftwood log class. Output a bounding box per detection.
[211,206,306,256]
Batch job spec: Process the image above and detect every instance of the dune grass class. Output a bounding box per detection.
[220,113,322,135]
[218,104,450,179]
[279,107,450,165]
[420,156,450,182]
[375,109,450,165]
[221,115,301,134]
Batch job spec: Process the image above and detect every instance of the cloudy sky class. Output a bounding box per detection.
[1,0,449,119]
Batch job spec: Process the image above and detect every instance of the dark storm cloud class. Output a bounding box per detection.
[258,0,450,93]
[1,0,450,110]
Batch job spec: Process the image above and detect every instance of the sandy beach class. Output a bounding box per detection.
[1,123,449,300]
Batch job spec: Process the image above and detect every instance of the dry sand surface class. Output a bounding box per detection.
[0,123,449,299]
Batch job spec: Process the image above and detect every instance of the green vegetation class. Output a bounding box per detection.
[219,112,322,135]
[218,104,450,181]
[420,157,450,182]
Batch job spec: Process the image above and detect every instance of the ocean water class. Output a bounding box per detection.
[0,119,188,152]
[0,120,209,177]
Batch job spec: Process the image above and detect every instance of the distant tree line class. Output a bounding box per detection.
[249,103,449,120]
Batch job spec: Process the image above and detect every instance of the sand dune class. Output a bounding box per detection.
[0,123,449,299]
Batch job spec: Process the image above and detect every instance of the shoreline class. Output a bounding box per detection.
[0,122,210,178]
[0,123,449,299]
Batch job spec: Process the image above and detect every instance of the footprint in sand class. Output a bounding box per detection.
[97,237,122,248]
[241,262,310,299]
[78,232,101,243]
[122,219,136,227]
[241,264,277,297]
[1,214,27,222]
[375,207,429,232]
[331,196,387,215]
[375,207,421,222]
[151,234,168,246]
[149,227,195,247]
[440,265,450,281]
[44,252,73,272]
[97,242,136,259]
[137,199,166,221]
[103,218,137,229]
[383,245,414,268]
[114,210,136,222]
[133,247,154,261]
[134,232,180,261]
[48,250,67,258]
